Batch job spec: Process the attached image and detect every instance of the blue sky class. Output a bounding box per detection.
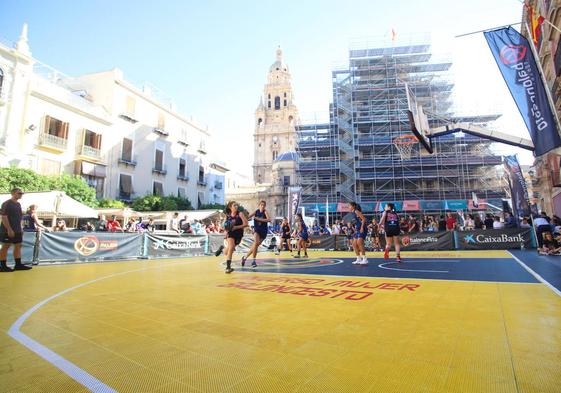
[1,0,531,174]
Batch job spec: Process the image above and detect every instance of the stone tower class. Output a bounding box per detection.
[253,47,298,184]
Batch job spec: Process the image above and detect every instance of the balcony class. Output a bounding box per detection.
[118,156,137,166]
[78,144,101,160]
[197,178,207,187]
[178,139,189,146]
[197,142,207,155]
[177,174,189,181]
[119,113,138,123]
[38,133,68,151]
[214,181,223,190]
[153,127,169,136]
[152,165,167,175]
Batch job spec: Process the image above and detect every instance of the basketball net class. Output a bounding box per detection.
[393,135,418,160]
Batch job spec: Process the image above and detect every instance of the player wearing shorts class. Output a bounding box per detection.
[223,201,248,273]
[280,217,292,252]
[0,188,31,272]
[241,200,271,268]
[349,202,368,265]
[293,213,309,258]
[380,203,402,263]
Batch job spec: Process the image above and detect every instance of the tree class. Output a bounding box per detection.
[48,174,97,208]
[97,199,126,208]
[131,195,193,212]
[199,203,225,210]
[0,167,51,193]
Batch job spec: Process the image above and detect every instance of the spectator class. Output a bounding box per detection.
[179,215,189,231]
[520,217,531,228]
[125,217,138,232]
[23,205,50,232]
[446,213,456,231]
[540,232,560,255]
[96,214,108,232]
[464,214,475,230]
[504,212,517,229]
[171,212,181,234]
[534,212,552,250]
[83,221,95,232]
[0,188,31,272]
[484,213,494,230]
[493,216,504,229]
[332,223,340,235]
[407,215,419,233]
[399,217,409,234]
[144,217,155,233]
[54,219,68,232]
[107,215,123,232]
[438,215,447,231]
[474,215,484,230]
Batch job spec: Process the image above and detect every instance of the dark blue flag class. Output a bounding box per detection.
[504,155,531,219]
[484,27,561,156]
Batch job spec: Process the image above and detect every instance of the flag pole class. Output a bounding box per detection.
[455,22,522,38]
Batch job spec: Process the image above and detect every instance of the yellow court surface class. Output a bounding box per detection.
[1,250,560,392]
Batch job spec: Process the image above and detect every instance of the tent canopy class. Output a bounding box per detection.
[0,191,97,218]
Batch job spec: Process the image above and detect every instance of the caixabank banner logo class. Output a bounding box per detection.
[74,236,118,256]
[463,233,524,244]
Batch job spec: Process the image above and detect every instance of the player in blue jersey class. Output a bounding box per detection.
[293,213,309,258]
[241,200,271,268]
[349,202,368,265]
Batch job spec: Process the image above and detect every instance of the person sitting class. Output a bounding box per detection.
[540,232,561,255]
[503,212,517,228]
[520,217,531,228]
[484,213,494,230]
[493,216,504,229]
[107,215,123,232]
[54,220,68,232]
[464,214,475,230]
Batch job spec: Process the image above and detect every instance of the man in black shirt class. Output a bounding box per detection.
[437,215,446,231]
[0,188,31,272]
[484,213,495,230]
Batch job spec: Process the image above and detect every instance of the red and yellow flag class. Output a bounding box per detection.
[525,1,545,46]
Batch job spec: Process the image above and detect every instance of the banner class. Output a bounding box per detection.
[504,155,531,218]
[307,235,335,250]
[287,187,302,225]
[456,228,533,250]
[484,27,561,155]
[145,234,207,258]
[380,231,454,251]
[208,234,225,254]
[38,232,142,262]
[22,231,38,263]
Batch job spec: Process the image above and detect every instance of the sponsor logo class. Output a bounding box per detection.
[463,233,525,244]
[74,236,118,256]
[499,45,526,65]
[151,236,204,250]
[228,258,343,269]
[400,235,439,247]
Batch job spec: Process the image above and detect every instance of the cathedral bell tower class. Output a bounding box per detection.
[253,47,299,184]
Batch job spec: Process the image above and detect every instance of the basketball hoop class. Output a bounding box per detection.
[393,135,418,160]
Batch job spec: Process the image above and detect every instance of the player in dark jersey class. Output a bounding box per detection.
[241,200,271,268]
[223,201,248,273]
[293,213,309,258]
[380,203,402,263]
[280,217,292,252]
[349,202,368,265]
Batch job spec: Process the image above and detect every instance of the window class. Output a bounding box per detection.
[153,181,163,196]
[179,158,186,177]
[83,130,102,149]
[257,118,263,126]
[125,96,136,116]
[154,147,164,171]
[272,151,278,160]
[119,174,133,199]
[121,138,133,161]
[274,96,280,110]
[198,192,204,208]
[84,175,104,199]
[284,92,286,97]
[178,187,186,198]
[45,116,68,139]
[268,94,271,99]
[283,176,290,186]
[268,101,271,108]
[198,166,205,183]
[284,99,287,107]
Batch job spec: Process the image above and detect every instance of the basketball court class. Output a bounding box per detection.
[1,249,560,393]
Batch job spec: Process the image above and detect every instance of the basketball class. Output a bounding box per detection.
[223,219,233,232]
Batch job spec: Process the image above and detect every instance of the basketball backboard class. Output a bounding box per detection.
[405,84,433,153]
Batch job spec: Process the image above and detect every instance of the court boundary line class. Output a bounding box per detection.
[508,251,561,297]
[7,259,204,393]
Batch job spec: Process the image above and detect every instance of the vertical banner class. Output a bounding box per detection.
[504,155,531,218]
[484,27,561,155]
[287,186,302,225]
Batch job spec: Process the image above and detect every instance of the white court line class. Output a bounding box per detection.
[508,251,561,297]
[378,259,460,273]
[7,259,203,393]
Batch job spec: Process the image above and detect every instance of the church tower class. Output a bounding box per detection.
[253,47,298,184]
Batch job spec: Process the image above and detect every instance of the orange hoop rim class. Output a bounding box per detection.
[393,135,418,145]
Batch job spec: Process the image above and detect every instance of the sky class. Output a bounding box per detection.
[1,0,533,175]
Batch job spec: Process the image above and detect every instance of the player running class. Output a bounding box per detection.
[241,200,271,268]
[293,213,309,258]
[223,201,248,273]
[379,203,402,263]
[350,202,368,265]
[279,217,292,252]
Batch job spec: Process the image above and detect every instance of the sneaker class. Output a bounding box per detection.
[225,267,234,274]
[396,256,402,263]
[251,260,257,268]
[14,264,32,271]
[0,265,14,272]
[352,257,361,265]
[303,254,309,258]
[293,254,301,258]
[241,256,247,267]
[383,248,390,260]
[358,258,369,265]
[215,245,224,257]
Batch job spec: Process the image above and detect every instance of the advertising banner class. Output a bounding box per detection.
[380,231,455,251]
[456,228,533,250]
[420,200,445,211]
[287,187,302,225]
[145,234,207,258]
[307,235,335,250]
[504,155,531,218]
[38,232,142,262]
[22,231,38,263]
[485,27,561,155]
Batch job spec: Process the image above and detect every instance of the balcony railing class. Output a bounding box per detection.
[177,174,189,181]
[118,192,135,202]
[38,133,68,150]
[118,156,137,166]
[178,139,189,146]
[153,127,169,136]
[79,144,101,159]
[197,178,207,186]
[152,165,167,175]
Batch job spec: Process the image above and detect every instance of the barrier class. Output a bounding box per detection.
[144,234,207,258]
[455,228,534,250]
[22,232,37,263]
[380,231,455,251]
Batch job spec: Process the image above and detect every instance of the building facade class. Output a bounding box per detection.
[0,25,226,207]
[523,0,561,216]
[297,41,508,221]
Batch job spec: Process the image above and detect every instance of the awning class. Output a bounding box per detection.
[81,161,107,178]
[0,191,98,218]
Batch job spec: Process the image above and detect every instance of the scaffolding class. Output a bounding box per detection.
[297,42,507,213]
